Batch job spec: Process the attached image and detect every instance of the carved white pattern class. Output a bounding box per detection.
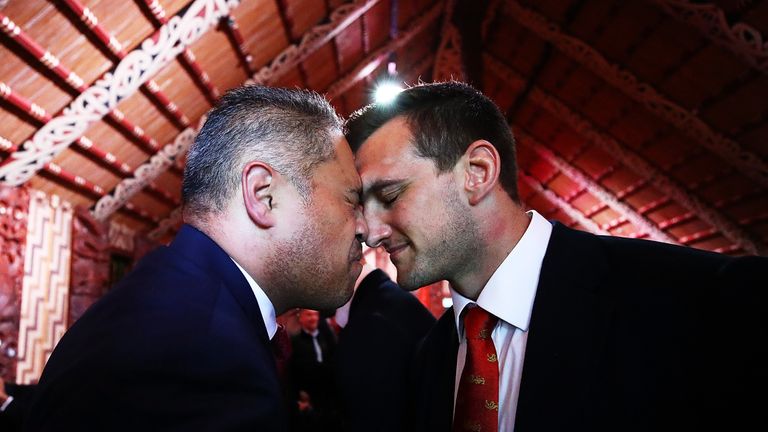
[108,222,135,253]
[0,0,240,187]
[504,0,768,189]
[92,128,196,221]
[148,207,182,241]
[650,0,768,74]
[248,0,381,86]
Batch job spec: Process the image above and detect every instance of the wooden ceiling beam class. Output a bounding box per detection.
[326,2,442,99]
[648,0,768,75]
[485,54,765,254]
[518,130,679,244]
[519,172,609,236]
[0,12,163,160]
[503,0,768,189]
[249,0,383,86]
[140,0,221,105]
[433,0,465,82]
[0,0,237,187]
[92,124,199,221]
[222,16,256,76]
[0,82,179,209]
[60,0,191,130]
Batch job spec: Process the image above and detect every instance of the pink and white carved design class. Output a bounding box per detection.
[92,127,197,221]
[650,0,768,74]
[69,207,109,326]
[518,131,678,244]
[148,207,182,241]
[519,172,608,235]
[0,0,240,187]
[504,0,768,189]
[485,54,765,255]
[433,0,465,82]
[16,191,73,384]
[0,184,29,381]
[109,221,136,254]
[248,0,382,85]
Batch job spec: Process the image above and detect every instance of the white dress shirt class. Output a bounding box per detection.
[451,210,552,431]
[231,258,278,341]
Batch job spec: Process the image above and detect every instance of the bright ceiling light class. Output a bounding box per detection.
[373,82,403,104]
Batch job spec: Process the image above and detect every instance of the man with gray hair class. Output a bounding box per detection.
[26,86,368,431]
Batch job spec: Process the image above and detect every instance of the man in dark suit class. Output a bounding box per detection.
[334,261,435,432]
[26,86,368,431]
[289,309,339,432]
[345,81,768,431]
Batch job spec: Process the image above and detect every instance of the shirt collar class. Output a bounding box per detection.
[452,210,553,339]
[230,257,278,340]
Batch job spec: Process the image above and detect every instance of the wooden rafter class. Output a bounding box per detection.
[0,0,238,187]
[140,0,221,105]
[648,0,768,75]
[485,54,765,254]
[519,172,609,235]
[222,16,256,76]
[0,12,161,159]
[60,0,191,130]
[518,130,679,244]
[503,0,768,189]
[327,2,443,98]
[249,0,383,85]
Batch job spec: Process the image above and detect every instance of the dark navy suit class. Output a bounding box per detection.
[335,269,435,431]
[410,222,768,431]
[26,225,287,431]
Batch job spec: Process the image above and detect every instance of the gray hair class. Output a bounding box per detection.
[182,85,343,220]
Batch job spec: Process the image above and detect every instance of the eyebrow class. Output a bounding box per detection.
[362,179,406,200]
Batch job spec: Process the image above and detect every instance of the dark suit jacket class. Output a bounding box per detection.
[1,383,36,431]
[411,222,768,431]
[26,224,287,431]
[335,269,436,432]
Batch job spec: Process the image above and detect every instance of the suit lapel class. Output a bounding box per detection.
[515,223,615,431]
[169,224,270,344]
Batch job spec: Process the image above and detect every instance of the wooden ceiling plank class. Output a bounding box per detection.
[485,54,766,255]
[648,0,768,75]
[140,0,221,105]
[0,81,132,175]
[0,12,163,159]
[519,172,609,236]
[249,0,384,86]
[222,15,257,76]
[326,2,442,99]
[503,0,768,189]
[60,0,191,131]
[0,81,179,210]
[0,0,238,187]
[519,130,678,244]
[92,122,201,221]
[433,0,464,82]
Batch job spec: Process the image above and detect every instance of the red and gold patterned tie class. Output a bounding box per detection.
[453,306,500,432]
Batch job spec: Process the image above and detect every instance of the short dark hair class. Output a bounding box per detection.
[182,85,343,219]
[345,81,519,202]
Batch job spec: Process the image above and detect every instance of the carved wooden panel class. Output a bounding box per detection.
[0,184,29,381]
[69,206,109,326]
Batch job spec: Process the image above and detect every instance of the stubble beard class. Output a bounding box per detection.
[264,211,354,311]
[398,189,481,291]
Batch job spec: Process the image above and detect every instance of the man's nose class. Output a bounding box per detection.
[361,211,391,248]
[354,206,369,243]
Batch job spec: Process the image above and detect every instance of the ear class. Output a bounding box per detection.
[242,161,276,228]
[463,140,500,206]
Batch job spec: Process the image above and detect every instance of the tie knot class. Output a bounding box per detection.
[463,306,497,340]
